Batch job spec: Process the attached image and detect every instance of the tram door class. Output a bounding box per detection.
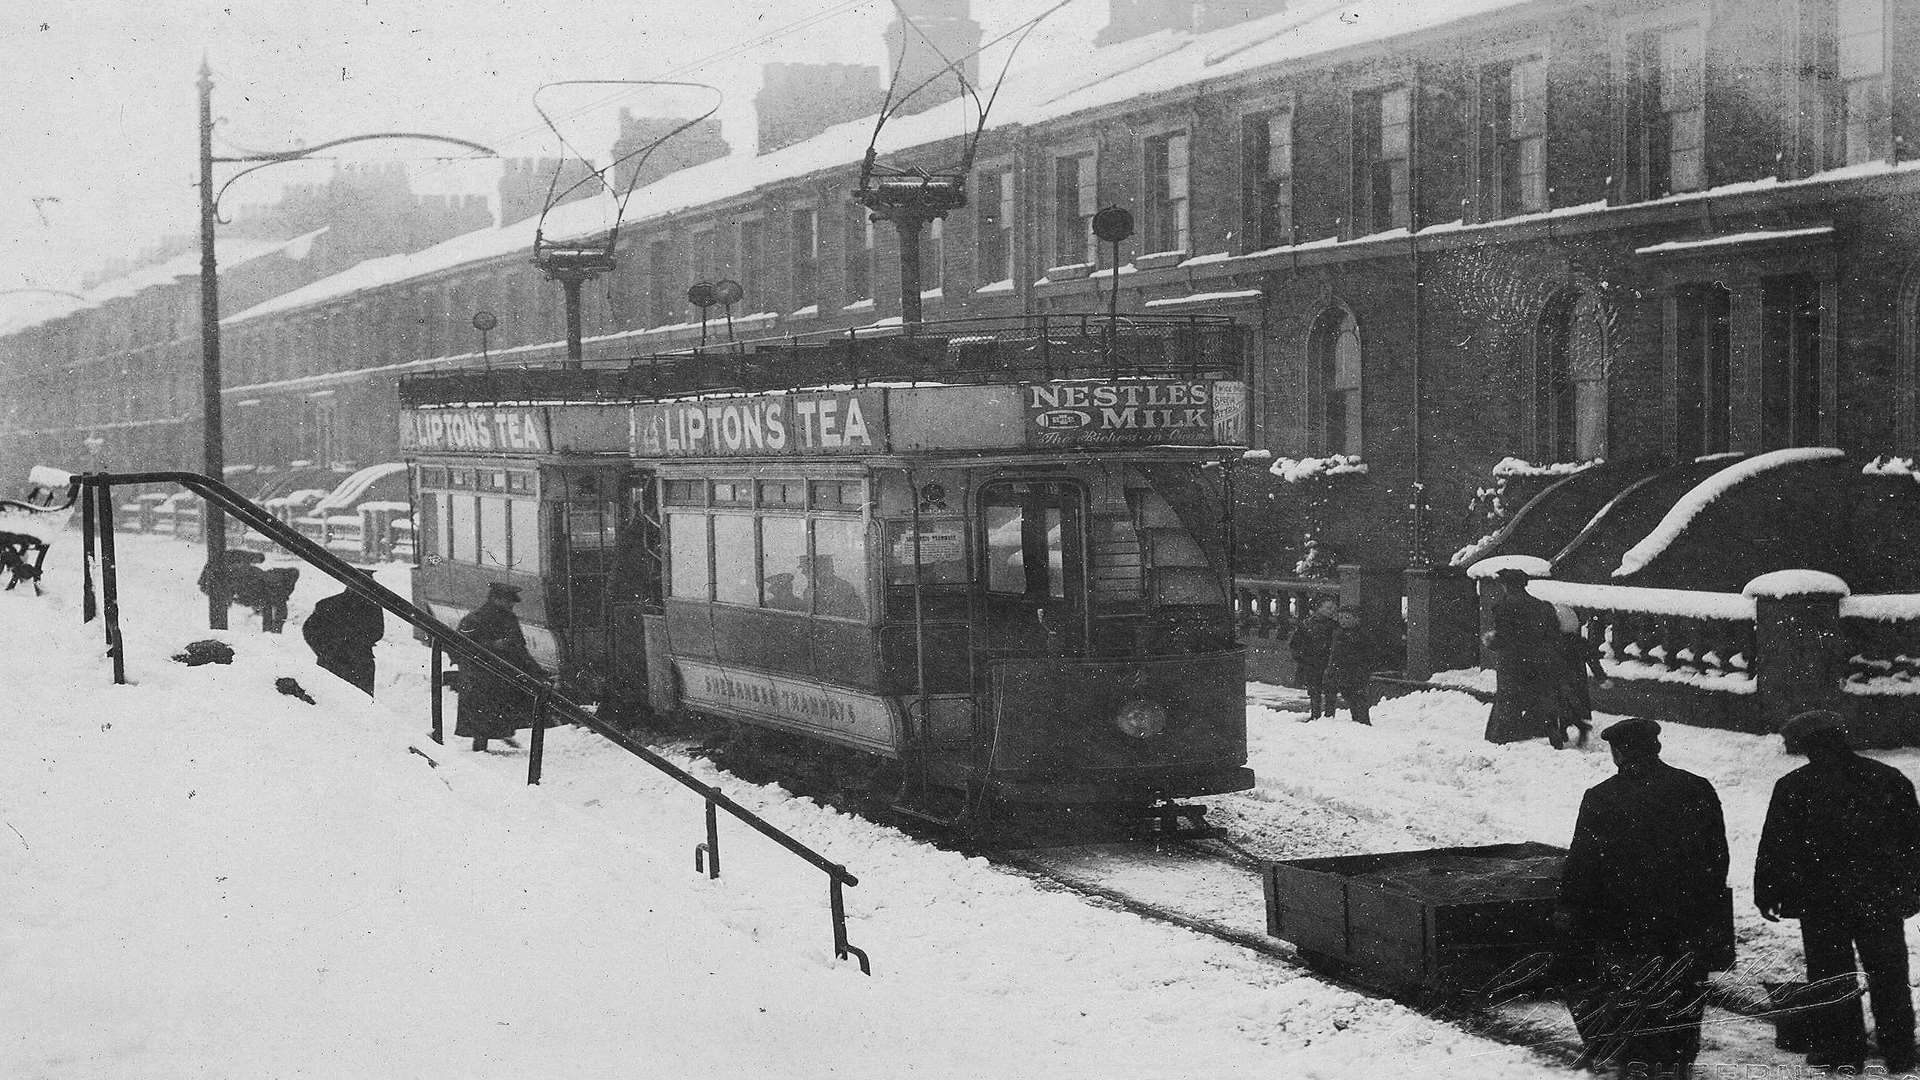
[608,470,664,719]
[977,480,1088,656]
[547,467,624,702]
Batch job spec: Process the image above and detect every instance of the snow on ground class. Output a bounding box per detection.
[4,535,1565,1080]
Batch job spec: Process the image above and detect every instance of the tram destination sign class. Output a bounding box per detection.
[400,407,548,453]
[631,390,882,457]
[1022,380,1241,448]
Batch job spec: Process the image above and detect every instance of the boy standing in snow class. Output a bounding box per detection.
[1321,606,1374,726]
[1755,710,1920,1075]
[1287,598,1338,720]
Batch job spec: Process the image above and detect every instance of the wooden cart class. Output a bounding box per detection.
[1261,842,1576,1001]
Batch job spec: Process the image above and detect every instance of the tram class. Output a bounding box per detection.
[399,315,1253,824]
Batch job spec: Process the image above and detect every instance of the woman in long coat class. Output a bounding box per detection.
[455,582,549,751]
[1483,570,1566,744]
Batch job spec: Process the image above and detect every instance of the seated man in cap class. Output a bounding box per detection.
[1559,717,1731,1077]
[1757,710,1920,1074]
[454,582,550,752]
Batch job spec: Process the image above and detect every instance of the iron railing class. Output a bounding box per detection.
[69,471,869,973]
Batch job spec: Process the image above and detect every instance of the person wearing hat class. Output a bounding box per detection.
[1559,717,1731,1076]
[454,582,550,752]
[1483,567,1569,745]
[301,568,385,697]
[1755,710,1920,1074]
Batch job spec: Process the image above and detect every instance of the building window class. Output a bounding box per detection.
[1629,24,1704,198]
[737,218,766,312]
[844,207,873,305]
[1243,106,1294,250]
[646,239,674,325]
[1310,308,1364,456]
[1480,56,1548,218]
[1143,130,1191,253]
[1538,290,1609,460]
[790,208,818,310]
[1761,274,1824,448]
[302,395,337,465]
[925,217,945,295]
[976,168,1014,284]
[1839,0,1889,165]
[1674,282,1732,457]
[1052,151,1097,266]
[1353,86,1411,234]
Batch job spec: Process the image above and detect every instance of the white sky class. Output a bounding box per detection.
[0,0,1104,295]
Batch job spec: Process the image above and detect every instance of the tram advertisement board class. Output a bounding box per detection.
[631,390,883,457]
[400,407,549,453]
[1022,379,1243,447]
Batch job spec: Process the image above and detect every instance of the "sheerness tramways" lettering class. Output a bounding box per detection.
[635,394,872,456]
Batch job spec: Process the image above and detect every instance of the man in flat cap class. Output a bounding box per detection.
[455,582,550,752]
[1756,710,1920,1074]
[1560,717,1731,1076]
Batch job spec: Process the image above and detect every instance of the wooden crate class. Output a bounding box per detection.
[1262,842,1570,1000]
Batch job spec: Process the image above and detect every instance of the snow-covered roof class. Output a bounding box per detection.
[313,462,408,513]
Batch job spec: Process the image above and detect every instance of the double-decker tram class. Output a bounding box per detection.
[399,315,1253,831]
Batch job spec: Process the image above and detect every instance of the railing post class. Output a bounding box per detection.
[80,477,97,624]
[694,797,721,879]
[1751,577,1848,733]
[1403,565,1479,680]
[97,483,125,685]
[527,685,549,785]
[830,875,871,974]
[430,643,445,745]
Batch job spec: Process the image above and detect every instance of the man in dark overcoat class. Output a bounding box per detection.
[301,573,385,697]
[1559,717,1731,1077]
[1484,568,1566,745]
[1321,606,1375,726]
[455,582,550,752]
[1756,710,1920,1074]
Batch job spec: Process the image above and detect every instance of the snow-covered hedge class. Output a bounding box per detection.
[1613,447,1845,577]
[1490,456,1601,478]
[1863,456,1918,478]
[1268,454,1367,482]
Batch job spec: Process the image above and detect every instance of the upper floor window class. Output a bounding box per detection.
[1838,0,1889,165]
[1674,281,1732,457]
[1310,307,1364,456]
[737,218,766,313]
[1627,23,1704,198]
[646,239,673,326]
[1353,86,1411,234]
[689,226,718,319]
[1143,129,1191,253]
[1479,56,1548,218]
[925,217,945,295]
[976,168,1014,284]
[1242,106,1294,250]
[1761,274,1825,448]
[844,207,874,306]
[1052,150,1097,266]
[790,208,818,310]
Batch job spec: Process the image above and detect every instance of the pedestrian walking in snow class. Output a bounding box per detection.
[1554,603,1603,748]
[1287,598,1338,720]
[1755,710,1920,1075]
[1559,717,1731,1077]
[301,573,385,697]
[1321,606,1375,726]
[1483,568,1566,745]
[454,582,550,752]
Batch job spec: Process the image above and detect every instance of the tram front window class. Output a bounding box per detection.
[980,481,1084,654]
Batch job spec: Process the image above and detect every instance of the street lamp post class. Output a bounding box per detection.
[195,61,495,628]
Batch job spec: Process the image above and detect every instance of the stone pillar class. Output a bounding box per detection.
[1404,565,1480,680]
[1339,563,1406,672]
[1749,573,1848,732]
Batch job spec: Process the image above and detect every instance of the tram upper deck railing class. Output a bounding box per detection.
[399,313,1245,408]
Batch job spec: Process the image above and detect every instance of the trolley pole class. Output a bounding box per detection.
[853,172,964,336]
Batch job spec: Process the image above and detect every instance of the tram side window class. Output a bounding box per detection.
[510,498,541,574]
[809,517,868,619]
[668,513,709,599]
[434,492,454,563]
[479,497,509,569]
[451,495,478,563]
[712,513,757,605]
[760,515,808,611]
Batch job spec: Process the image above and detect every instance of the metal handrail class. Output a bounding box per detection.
[70,471,870,974]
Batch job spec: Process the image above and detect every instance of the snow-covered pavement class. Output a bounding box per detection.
[6,532,1913,1078]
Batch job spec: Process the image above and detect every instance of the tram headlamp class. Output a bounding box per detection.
[1114,698,1170,739]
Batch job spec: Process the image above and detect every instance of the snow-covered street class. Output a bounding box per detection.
[5,533,1912,1078]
